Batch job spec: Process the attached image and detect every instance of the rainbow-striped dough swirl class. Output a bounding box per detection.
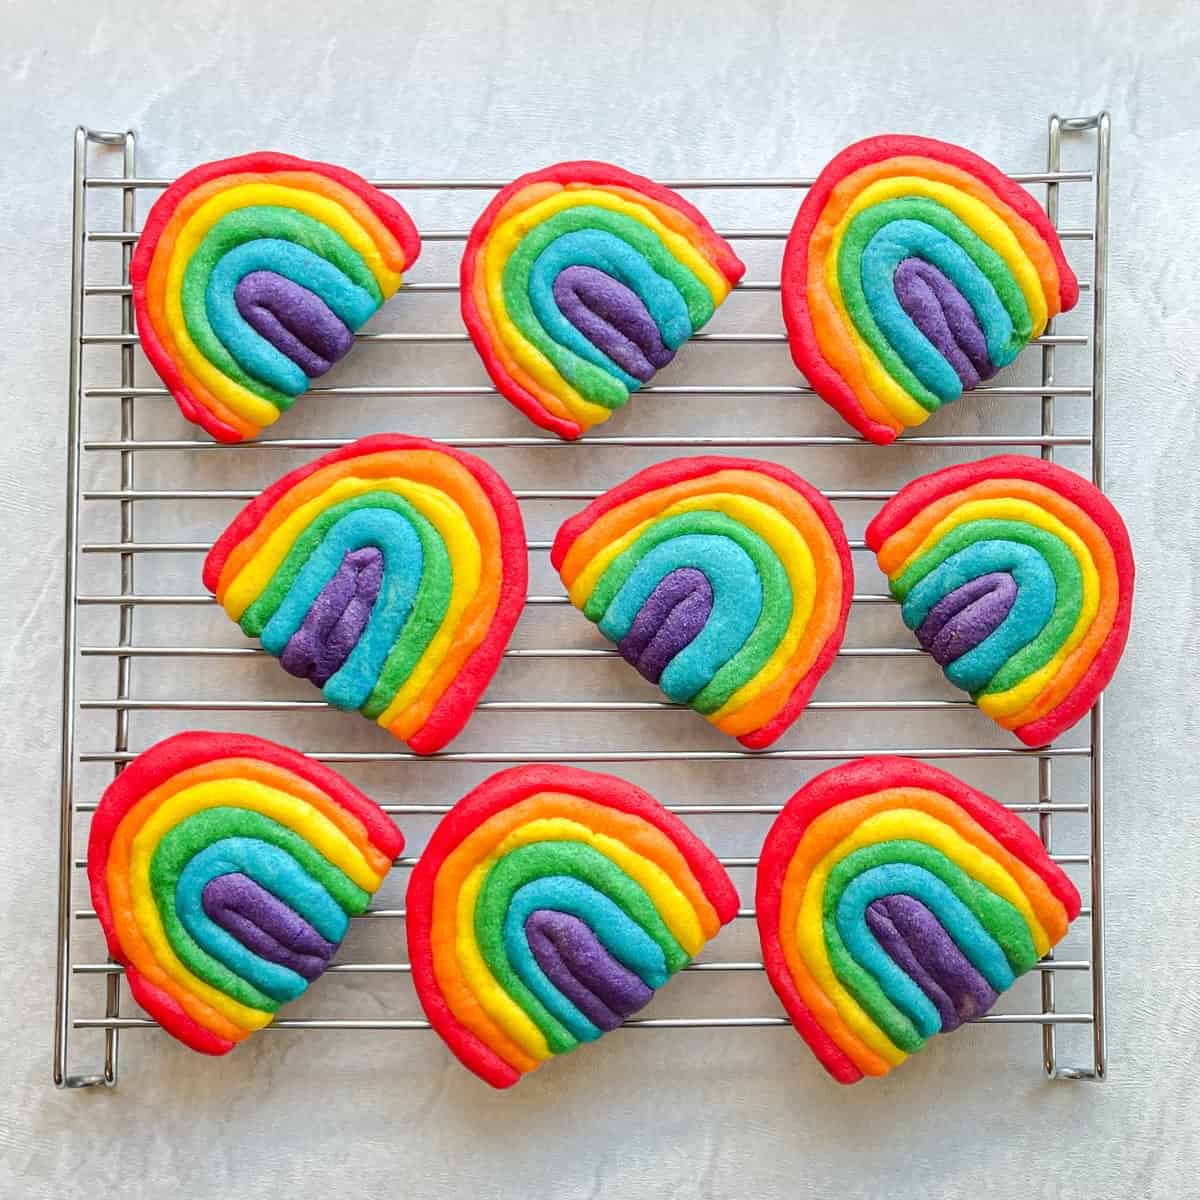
[203,434,527,754]
[866,456,1134,746]
[87,731,404,1055]
[132,152,421,442]
[461,161,746,440]
[757,757,1080,1083]
[551,457,853,748]
[406,765,738,1088]
[781,135,1079,444]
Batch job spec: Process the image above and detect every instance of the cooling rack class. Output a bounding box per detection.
[53,113,1112,1089]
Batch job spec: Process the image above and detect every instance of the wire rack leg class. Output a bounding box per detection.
[1081,111,1110,1082]
[54,126,92,1088]
[1049,111,1110,1082]
[54,127,137,1089]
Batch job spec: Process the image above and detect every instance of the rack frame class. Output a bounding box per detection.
[53,114,1112,1088]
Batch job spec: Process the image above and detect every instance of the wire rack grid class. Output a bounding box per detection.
[54,113,1112,1089]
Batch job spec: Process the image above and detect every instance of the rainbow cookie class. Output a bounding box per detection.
[406,765,738,1088]
[551,457,853,748]
[203,434,527,754]
[132,152,421,442]
[757,756,1081,1083]
[460,161,746,439]
[87,731,404,1055]
[781,135,1079,443]
[866,456,1134,745]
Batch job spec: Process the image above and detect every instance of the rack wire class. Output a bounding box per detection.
[54,114,1112,1088]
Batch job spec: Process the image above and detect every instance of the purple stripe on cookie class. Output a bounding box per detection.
[553,265,675,381]
[281,546,383,687]
[915,572,1018,666]
[618,567,713,684]
[202,873,336,981]
[894,258,995,388]
[526,909,653,1031]
[235,271,355,378]
[865,894,998,1032]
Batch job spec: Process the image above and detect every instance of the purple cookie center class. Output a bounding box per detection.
[865,894,998,1032]
[553,265,675,382]
[915,571,1017,667]
[201,872,337,981]
[235,270,356,379]
[525,909,654,1031]
[280,546,383,687]
[894,258,996,389]
[617,567,713,684]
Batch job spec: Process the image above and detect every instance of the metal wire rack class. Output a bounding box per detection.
[54,113,1112,1088]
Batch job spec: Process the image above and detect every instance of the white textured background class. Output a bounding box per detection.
[2,2,1198,1197]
